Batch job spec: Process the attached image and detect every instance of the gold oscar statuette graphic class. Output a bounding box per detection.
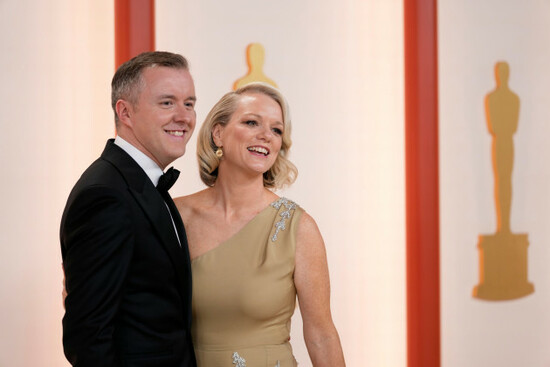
[473,61,534,301]
[233,43,278,90]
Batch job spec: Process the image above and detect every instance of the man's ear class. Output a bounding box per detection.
[212,124,224,147]
[115,100,133,128]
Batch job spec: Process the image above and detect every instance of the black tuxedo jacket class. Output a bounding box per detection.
[60,140,196,367]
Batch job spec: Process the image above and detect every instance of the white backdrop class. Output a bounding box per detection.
[439,1,550,366]
[0,1,405,366]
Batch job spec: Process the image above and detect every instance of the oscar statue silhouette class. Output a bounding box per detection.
[233,43,278,90]
[473,61,534,301]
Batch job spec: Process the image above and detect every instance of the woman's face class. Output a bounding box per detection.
[213,92,284,177]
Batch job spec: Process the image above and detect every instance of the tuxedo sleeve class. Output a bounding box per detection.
[62,185,134,367]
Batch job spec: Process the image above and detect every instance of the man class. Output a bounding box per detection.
[60,51,197,367]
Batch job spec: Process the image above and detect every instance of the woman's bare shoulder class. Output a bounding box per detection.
[174,189,211,218]
[295,208,327,257]
[297,209,321,237]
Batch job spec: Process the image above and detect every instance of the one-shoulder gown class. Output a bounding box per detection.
[191,198,302,367]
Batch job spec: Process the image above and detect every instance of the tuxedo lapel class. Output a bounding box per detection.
[158,189,192,265]
[160,191,193,323]
[100,140,191,302]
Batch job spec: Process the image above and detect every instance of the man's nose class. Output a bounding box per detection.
[175,103,195,124]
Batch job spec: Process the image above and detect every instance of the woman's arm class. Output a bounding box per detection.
[294,212,346,366]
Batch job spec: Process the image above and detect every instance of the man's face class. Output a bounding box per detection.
[125,66,196,169]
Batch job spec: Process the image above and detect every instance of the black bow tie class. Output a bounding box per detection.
[157,167,180,193]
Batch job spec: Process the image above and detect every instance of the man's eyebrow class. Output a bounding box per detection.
[158,94,176,99]
[157,95,197,102]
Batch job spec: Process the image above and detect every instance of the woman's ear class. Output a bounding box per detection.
[115,99,133,128]
[212,124,224,147]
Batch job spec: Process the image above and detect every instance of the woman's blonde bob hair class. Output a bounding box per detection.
[197,82,298,189]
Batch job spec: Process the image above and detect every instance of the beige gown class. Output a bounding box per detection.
[191,198,303,367]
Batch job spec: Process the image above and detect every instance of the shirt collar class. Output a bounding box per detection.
[114,136,164,186]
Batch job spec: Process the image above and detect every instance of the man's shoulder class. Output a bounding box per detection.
[65,147,135,205]
[75,140,145,189]
[76,156,125,189]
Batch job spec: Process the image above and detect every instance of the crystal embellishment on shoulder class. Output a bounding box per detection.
[270,197,297,242]
[232,352,246,367]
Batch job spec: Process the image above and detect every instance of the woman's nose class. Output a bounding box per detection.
[257,125,274,141]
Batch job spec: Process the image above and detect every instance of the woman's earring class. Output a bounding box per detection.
[215,147,223,158]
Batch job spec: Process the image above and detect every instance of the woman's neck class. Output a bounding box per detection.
[210,169,276,218]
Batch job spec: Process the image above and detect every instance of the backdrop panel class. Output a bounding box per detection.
[0,1,405,366]
[0,1,114,366]
[439,1,550,366]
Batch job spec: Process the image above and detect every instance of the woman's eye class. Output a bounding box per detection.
[272,128,283,135]
[161,101,173,106]
[245,120,257,126]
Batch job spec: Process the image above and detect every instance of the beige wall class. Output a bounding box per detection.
[0,1,114,366]
[439,1,550,366]
[0,1,405,366]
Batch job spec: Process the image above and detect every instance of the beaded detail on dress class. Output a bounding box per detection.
[232,352,246,367]
[231,351,282,366]
[270,198,297,242]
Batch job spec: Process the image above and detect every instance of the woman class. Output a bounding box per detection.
[175,82,345,366]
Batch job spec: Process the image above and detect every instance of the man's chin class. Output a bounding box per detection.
[166,149,187,164]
